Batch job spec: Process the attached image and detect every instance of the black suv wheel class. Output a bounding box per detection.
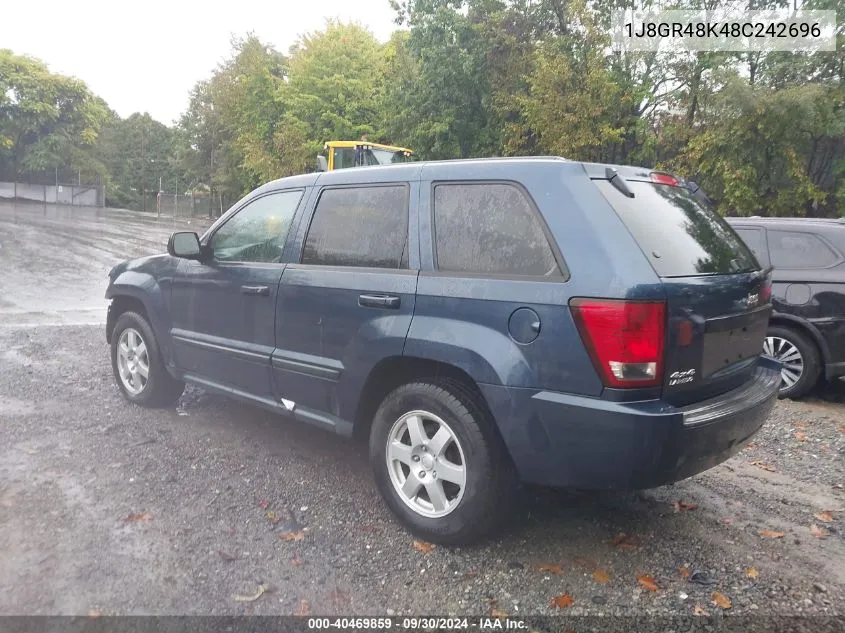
[764,325,821,400]
[111,311,185,407]
[369,381,516,545]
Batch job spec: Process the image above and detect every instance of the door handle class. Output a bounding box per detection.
[241,285,270,296]
[358,294,400,309]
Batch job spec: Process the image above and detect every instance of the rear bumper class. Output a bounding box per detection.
[481,356,781,490]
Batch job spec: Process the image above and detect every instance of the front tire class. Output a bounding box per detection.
[111,311,184,407]
[369,381,515,545]
[764,325,821,400]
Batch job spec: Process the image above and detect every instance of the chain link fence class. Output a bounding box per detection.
[155,192,224,219]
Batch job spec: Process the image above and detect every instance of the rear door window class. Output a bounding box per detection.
[596,180,759,277]
[433,182,562,277]
[301,185,409,269]
[768,230,840,269]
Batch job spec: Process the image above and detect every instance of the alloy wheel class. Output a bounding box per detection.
[117,327,150,395]
[385,410,467,518]
[763,335,804,392]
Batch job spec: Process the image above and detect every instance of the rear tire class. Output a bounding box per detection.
[369,381,516,546]
[111,311,184,407]
[764,325,821,400]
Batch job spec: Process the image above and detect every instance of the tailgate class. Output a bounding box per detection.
[662,272,772,405]
[593,171,772,405]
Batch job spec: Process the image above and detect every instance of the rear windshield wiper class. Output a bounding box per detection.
[606,167,635,198]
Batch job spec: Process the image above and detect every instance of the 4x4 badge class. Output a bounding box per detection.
[669,369,696,386]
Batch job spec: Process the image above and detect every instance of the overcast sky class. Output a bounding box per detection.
[4,0,399,126]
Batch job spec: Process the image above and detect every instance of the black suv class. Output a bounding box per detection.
[727,217,845,399]
[105,158,780,544]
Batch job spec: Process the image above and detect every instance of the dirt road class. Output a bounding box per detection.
[1,202,843,618]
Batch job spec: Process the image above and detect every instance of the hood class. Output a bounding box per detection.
[108,253,172,283]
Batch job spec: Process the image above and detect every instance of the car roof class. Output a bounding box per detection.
[259,156,684,191]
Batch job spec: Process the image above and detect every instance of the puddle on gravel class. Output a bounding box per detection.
[0,396,37,416]
[1,347,33,368]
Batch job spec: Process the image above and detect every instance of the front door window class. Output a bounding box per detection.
[210,190,303,263]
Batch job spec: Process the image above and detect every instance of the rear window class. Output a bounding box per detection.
[595,180,759,277]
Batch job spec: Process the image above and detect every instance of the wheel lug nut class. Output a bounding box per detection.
[419,471,426,478]
[412,455,420,462]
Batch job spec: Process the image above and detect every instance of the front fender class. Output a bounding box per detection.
[106,272,175,366]
[403,316,533,387]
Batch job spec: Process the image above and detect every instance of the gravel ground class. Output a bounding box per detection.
[0,202,844,620]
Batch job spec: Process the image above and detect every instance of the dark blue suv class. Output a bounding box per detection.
[105,158,781,544]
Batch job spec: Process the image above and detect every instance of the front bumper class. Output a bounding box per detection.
[481,356,781,490]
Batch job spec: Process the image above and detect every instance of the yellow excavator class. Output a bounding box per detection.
[316,140,415,171]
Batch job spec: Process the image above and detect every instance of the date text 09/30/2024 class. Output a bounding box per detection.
[307,618,527,630]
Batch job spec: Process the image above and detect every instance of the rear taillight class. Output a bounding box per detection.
[761,272,772,304]
[570,299,666,388]
[650,172,680,187]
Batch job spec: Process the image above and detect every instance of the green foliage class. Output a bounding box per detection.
[282,21,385,149]
[676,80,843,217]
[384,0,502,159]
[517,34,628,161]
[0,49,108,180]
[173,35,288,205]
[4,0,843,218]
[94,112,173,208]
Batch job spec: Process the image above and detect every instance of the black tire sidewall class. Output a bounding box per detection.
[768,325,821,399]
[111,311,181,407]
[369,382,502,545]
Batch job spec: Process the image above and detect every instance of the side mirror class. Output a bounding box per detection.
[316,154,328,172]
[167,231,202,259]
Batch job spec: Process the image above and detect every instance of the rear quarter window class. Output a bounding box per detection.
[595,180,759,277]
[768,230,840,269]
[433,182,562,277]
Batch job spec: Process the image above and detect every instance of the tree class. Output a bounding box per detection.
[386,0,502,159]
[0,49,108,183]
[213,34,289,188]
[279,21,387,166]
[95,112,173,209]
[172,34,289,208]
[674,78,842,217]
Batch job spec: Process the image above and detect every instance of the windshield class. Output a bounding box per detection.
[332,146,412,169]
[596,179,760,277]
[361,148,412,165]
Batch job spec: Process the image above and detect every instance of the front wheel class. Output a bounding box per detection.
[369,381,515,545]
[111,311,184,407]
[763,325,821,400]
